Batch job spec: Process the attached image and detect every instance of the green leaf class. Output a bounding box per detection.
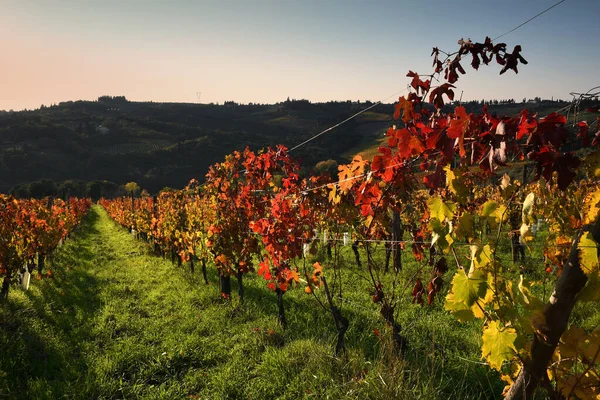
[454,213,475,240]
[578,272,600,301]
[469,244,493,274]
[481,201,497,218]
[578,232,599,274]
[584,188,600,225]
[514,275,544,309]
[481,200,507,229]
[428,196,456,222]
[428,217,445,233]
[445,269,487,322]
[481,320,518,370]
[444,165,469,204]
[584,148,600,179]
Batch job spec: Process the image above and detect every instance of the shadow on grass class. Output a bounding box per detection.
[0,208,103,398]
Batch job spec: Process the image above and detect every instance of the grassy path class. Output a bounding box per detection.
[1,206,506,399]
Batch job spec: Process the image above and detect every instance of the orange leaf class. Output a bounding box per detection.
[447,106,470,157]
[286,268,300,283]
[394,96,414,123]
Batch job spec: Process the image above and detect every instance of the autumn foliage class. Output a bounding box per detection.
[0,196,91,298]
[100,36,600,399]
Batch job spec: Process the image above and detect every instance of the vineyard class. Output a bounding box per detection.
[0,196,91,300]
[2,31,600,400]
[99,35,599,398]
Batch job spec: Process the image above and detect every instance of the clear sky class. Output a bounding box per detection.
[0,0,598,111]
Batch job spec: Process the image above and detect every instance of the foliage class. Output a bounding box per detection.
[97,35,600,398]
[0,195,91,299]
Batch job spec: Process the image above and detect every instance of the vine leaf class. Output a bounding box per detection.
[499,45,527,75]
[447,106,470,157]
[444,166,469,204]
[481,320,518,371]
[286,268,300,284]
[583,187,600,225]
[258,260,272,280]
[469,245,493,273]
[454,213,475,241]
[578,232,599,275]
[578,272,600,301]
[328,184,341,204]
[394,96,414,123]
[412,280,425,304]
[406,70,430,95]
[428,84,455,109]
[584,149,600,179]
[444,269,487,322]
[481,200,507,229]
[428,196,456,222]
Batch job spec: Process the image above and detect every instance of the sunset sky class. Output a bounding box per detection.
[1,0,598,111]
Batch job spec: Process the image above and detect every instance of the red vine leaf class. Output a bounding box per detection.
[406,70,431,95]
[394,96,415,123]
[429,84,455,109]
[499,45,528,75]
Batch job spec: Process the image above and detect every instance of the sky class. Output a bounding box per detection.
[0,0,598,111]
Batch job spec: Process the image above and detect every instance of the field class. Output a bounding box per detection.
[1,205,598,399]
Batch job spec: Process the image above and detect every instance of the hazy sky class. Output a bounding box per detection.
[1,0,598,110]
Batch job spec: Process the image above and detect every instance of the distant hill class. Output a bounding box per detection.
[0,96,583,195]
[0,97,394,193]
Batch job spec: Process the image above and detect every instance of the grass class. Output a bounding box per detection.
[1,206,596,399]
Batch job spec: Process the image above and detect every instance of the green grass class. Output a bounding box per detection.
[2,206,596,399]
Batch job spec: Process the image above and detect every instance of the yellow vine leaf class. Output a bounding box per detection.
[500,363,522,397]
[584,148,600,179]
[337,155,365,192]
[582,326,600,364]
[454,212,475,241]
[481,200,497,218]
[578,272,600,302]
[481,200,507,229]
[469,244,493,274]
[482,273,496,305]
[583,187,600,225]
[578,232,599,274]
[328,184,341,204]
[558,373,600,400]
[559,326,586,359]
[445,269,487,322]
[516,275,543,308]
[481,320,518,371]
[444,165,469,204]
[471,270,495,319]
[428,196,456,222]
[429,216,453,253]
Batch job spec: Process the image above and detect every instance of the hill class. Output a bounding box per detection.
[0,97,395,194]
